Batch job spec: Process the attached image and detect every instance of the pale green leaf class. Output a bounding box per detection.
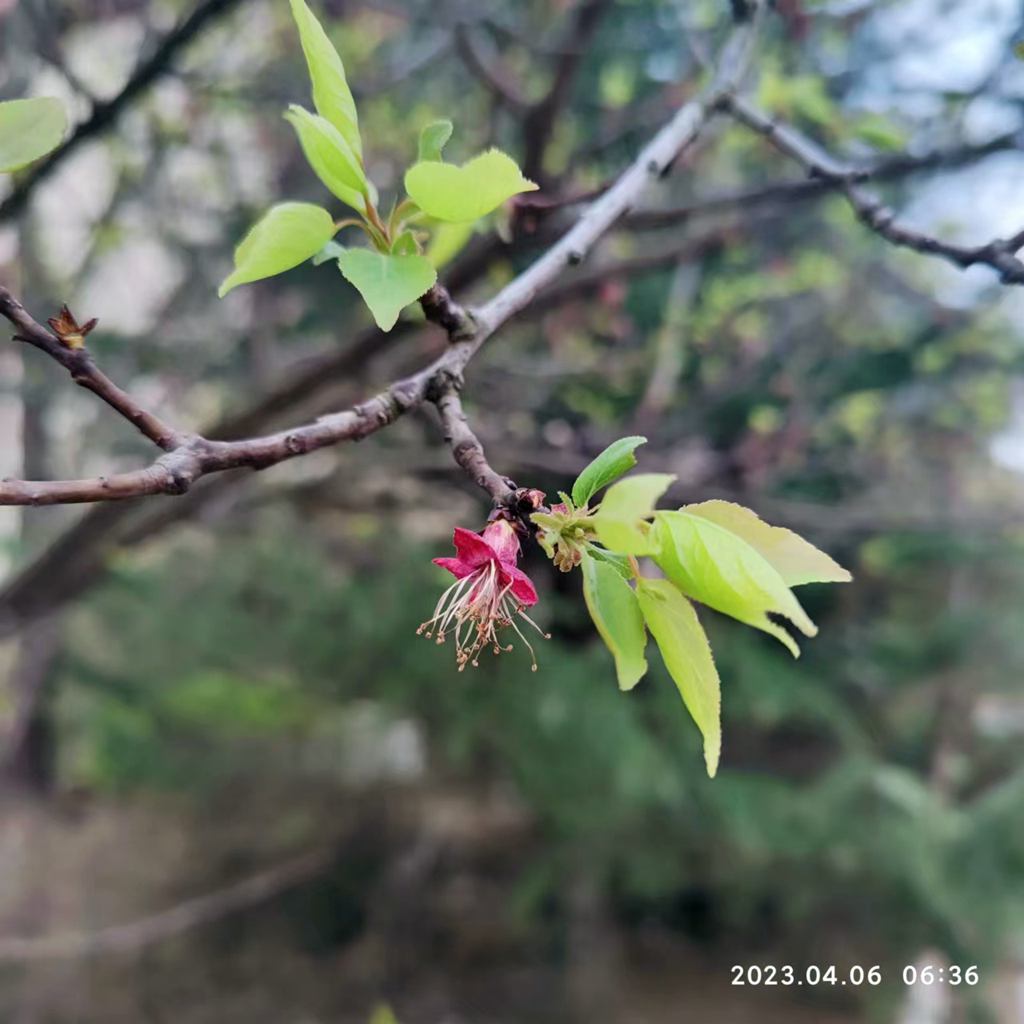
[636,578,721,777]
[284,105,370,213]
[289,0,361,157]
[312,239,346,266]
[581,554,647,691]
[681,500,852,587]
[593,473,675,556]
[404,148,538,223]
[368,1005,399,1024]
[654,511,816,657]
[585,545,633,580]
[571,435,647,508]
[418,119,453,162]
[337,248,436,331]
[219,202,336,297]
[0,97,67,173]
[390,230,418,256]
[425,220,475,269]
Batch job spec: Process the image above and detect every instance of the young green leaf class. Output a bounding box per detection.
[682,500,852,587]
[425,220,475,269]
[219,202,336,297]
[284,105,369,213]
[404,148,537,223]
[585,545,633,580]
[636,578,721,777]
[593,473,675,556]
[571,435,647,508]
[417,119,453,162]
[390,230,418,256]
[312,239,347,266]
[289,0,361,158]
[337,249,437,331]
[581,554,647,691]
[654,511,816,657]
[0,97,67,173]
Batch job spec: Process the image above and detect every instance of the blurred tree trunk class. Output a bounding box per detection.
[565,870,623,1024]
[1,256,63,795]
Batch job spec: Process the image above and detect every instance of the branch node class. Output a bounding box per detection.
[419,284,477,343]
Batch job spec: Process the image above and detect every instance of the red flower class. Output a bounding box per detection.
[420,520,547,671]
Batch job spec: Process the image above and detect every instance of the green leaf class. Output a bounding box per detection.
[312,239,347,266]
[289,0,361,158]
[636,578,721,777]
[337,248,437,331]
[581,554,647,691]
[425,220,475,269]
[369,1006,399,1024]
[654,511,816,657]
[585,545,633,580]
[593,473,675,556]
[0,97,67,173]
[571,436,647,508]
[404,148,538,223]
[284,105,370,213]
[219,202,336,297]
[681,500,852,587]
[417,119,453,162]
[390,230,418,256]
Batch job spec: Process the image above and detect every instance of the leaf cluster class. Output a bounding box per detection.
[535,438,851,776]
[218,0,537,330]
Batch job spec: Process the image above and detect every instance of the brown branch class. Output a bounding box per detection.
[454,23,530,111]
[624,129,1023,230]
[0,288,183,450]
[521,0,614,183]
[722,95,1024,285]
[0,0,245,225]
[432,382,515,504]
[0,850,332,962]
[0,7,761,511]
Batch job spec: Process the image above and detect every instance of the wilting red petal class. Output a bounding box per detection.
[433,556,475,579]
[481,520,520,566]
[450,527,498,570]
[504,565,538,606]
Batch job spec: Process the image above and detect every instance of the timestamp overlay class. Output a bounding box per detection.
[730,964,980,988]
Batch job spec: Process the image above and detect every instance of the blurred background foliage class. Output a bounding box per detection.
[2,0,1024,1021]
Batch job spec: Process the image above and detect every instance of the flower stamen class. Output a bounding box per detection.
[420,523,547,670]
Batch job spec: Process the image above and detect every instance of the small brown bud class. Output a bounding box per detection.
[47,305,98,350]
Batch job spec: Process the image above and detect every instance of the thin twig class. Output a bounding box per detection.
[0,288,184,450]
[454,23,530,111]
[625,129,1023,230]
[521,0,614,182]
[0,850,332,962]
[723,95,1024,285]
[432,382,515,504]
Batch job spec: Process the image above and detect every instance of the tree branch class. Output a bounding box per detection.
[0,0,245,224]
[624,129,1023,231]
[0,849,332,962]
[521,0,614,183]
[0,6,762,511]
[432,382,515,504]
[722,95,1024,284]
[0,288,183,450]
[454,23,530,111]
